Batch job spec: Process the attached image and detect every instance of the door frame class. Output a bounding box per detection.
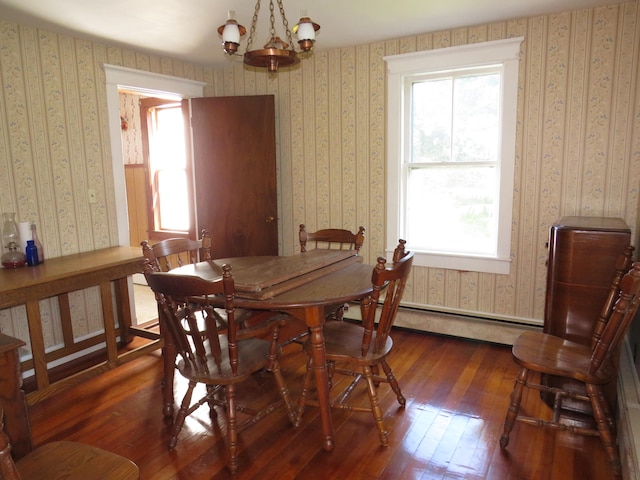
[104,64,205,246]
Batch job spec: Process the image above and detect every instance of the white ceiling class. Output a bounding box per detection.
[0,0,629,69]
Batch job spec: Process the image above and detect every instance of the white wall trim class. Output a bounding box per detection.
[102,64,205,246]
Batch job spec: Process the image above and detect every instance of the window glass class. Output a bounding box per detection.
[146,104,189,233]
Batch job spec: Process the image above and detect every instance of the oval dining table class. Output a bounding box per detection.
[162,250,375,452]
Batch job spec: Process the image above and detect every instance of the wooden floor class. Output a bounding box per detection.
[26,325,619,479]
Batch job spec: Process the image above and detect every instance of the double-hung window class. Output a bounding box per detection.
[140,98,192,238]
[385,37,523,274]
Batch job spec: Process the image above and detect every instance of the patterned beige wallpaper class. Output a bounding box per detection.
[0,2,639,354]
[119,93,144,166]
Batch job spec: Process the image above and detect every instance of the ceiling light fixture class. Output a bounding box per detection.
[218,1,320,73]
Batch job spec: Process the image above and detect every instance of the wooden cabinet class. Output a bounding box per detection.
[543,216,631,415]
[0,334,31,459]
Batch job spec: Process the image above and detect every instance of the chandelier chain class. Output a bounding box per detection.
[276,0,296,50]
[246,0,262,51]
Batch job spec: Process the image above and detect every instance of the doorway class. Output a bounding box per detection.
[104,65,205,326]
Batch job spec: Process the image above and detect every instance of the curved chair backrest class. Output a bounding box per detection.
[299,224,365,253]
[590,261,640,375]
[141,229,211,273]
[361,239,414,356]
[591,245,635,348]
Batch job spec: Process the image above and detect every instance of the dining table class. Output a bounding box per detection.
[163,249,375,451]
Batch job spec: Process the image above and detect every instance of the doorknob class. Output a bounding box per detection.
[266,216,276,223]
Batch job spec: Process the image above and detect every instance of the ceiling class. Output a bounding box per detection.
[0,0,630,69]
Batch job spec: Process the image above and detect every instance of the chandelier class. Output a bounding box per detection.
[217,1,320,73]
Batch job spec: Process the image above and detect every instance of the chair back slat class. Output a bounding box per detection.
[361,240,414,357]
[590,262,640,374]
[591,245,635,348]
[146,265,239,375]
[299,224,365,253]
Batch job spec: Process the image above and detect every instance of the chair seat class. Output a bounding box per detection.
[512,331,613,385]
[16,441,139,480]
[178,337,271,384]
[304,319,394,364]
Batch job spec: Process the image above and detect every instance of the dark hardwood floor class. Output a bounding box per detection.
[26,324,619,479]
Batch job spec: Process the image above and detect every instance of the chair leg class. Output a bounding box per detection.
[169,380,196,449]
[500,366,528,449]
[332,303,348,321]
[225,383,239,474]
[161,324,176,418]
[586,383,621,474]
[271,358,296,425]
[363,365,389,446]
[266,325,279,372]
[381,359,405,407]
[295,357,315,428]
[206,385,220,418]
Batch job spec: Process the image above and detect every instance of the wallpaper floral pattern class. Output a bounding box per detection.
[0,2,639,355]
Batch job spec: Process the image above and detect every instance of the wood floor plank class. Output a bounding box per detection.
[25,329,620,479]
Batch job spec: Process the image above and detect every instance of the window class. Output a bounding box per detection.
[140,98,193,237]
[385,37,523,274]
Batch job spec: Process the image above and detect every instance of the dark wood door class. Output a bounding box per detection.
[189,95,278,258]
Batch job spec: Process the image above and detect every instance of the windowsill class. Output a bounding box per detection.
[385,249,511,274]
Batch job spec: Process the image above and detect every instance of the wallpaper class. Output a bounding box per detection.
[0,2,639,355]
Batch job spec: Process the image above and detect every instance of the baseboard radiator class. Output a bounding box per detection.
[344,302,540,345]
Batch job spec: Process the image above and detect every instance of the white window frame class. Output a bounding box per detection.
[384,37,523,274]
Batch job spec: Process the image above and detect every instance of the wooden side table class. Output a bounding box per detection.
[0,246,155,404]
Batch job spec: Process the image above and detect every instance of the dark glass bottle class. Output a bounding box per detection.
[26,240,39,266]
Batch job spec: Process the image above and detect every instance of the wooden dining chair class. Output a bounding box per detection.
[295,240,414,446]
[141,231,284,417]
[141,229,212,272]
[146,266,296,474]
[136,230,213,337]
[500,255,640,476]
[0,408,139,480]
[298,224,366,322]
[299,224,366,253]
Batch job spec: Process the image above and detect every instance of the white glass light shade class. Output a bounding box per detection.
[296,20,315,41]
[222,22,241,44]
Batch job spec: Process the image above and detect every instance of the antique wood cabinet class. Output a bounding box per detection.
[543,216,631,415]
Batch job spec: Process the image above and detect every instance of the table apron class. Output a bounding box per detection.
[0,263,141,308]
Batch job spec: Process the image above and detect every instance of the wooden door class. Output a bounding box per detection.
[189,95,278,258]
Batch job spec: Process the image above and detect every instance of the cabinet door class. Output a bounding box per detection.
[190,96,278,258]
[544,216,631,345]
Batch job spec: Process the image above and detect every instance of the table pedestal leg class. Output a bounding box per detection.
[305,306,334,452]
